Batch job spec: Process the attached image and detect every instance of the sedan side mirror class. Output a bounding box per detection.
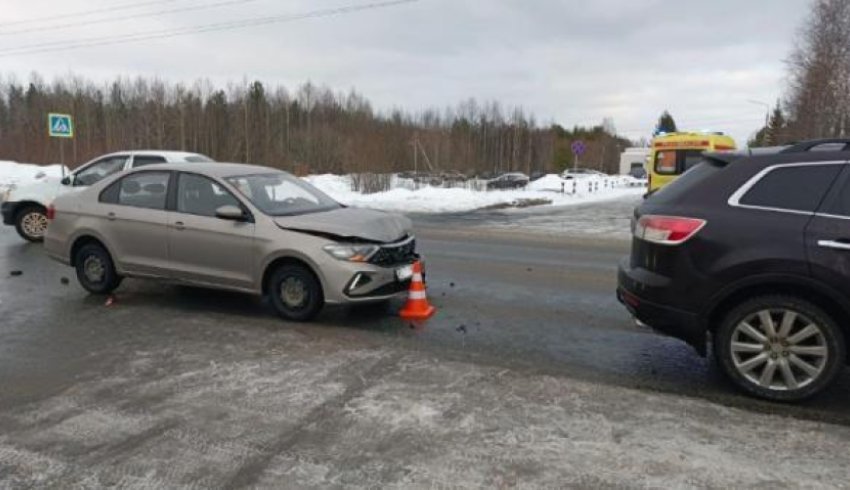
[61,176,72,186]
[215,205,245,221]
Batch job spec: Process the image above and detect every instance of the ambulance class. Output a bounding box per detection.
[647,132,736,193]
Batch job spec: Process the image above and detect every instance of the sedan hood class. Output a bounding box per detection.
[274,208,412,243]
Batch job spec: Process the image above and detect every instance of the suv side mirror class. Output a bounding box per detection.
[61,176,72,186]
[215,205,245,221]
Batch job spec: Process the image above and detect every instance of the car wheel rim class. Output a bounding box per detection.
[83,256,106,283]
[730,308,828,391]
[21,211,48,238]
[280,277,308,309]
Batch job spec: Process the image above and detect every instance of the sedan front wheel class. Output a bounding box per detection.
[269,264,324,322]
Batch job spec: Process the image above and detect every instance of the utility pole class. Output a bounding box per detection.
[417,138,435,172]
[748,99,771,143]
[412,133,418,173]
[244,99,250,162]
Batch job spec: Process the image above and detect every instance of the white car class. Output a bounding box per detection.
[1,150,212,242]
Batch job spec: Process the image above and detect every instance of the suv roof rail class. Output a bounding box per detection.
[780,139,850,153]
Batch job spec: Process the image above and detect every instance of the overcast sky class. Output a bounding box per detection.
[0,0,810,145]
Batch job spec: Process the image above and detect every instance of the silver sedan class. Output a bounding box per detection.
[45,163,418,321]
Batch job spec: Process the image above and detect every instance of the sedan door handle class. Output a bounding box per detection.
[173,221,185,230]
[107,212,116,221]
[818,240,850,251]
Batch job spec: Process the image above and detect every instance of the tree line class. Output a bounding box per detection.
[0,73,630,176]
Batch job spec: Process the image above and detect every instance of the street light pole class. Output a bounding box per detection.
[747,99,770,128]
[747,99,772,145]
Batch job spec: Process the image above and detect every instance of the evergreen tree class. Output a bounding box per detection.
[656,110,678,134]
[765,100,786,145]
[749,101,787,148]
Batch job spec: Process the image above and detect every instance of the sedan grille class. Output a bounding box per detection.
[369,236,417,267]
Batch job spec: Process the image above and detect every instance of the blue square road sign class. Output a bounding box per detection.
[48,113,74,138]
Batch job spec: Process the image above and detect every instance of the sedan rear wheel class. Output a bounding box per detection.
[15,205,48,242]
[74,243,122,294]
[716,295,845,402]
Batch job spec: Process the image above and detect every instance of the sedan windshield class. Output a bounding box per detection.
[226,172,341,216]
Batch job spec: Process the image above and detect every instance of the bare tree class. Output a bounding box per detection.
[786,0,850,140]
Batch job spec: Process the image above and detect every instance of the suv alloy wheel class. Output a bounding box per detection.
[715,295,846,402]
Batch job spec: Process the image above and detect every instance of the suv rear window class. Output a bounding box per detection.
[738,164,842,213]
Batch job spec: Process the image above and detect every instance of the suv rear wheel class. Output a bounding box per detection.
[715,295,846,402]
[14,205,48,242]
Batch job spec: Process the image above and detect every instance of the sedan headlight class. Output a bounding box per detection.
[323,244,380,262]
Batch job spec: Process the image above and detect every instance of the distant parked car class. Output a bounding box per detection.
[440,171,467,183]
[487,173,530,190]
[44,163,419,322]
[2,150,213,242]
[561,168,607,180]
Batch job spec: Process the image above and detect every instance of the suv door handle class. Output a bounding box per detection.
[107,212,116,221]
[173,221,185,230]
[818,240,850,251]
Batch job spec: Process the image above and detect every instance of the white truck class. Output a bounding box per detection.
[2,150,212,242]
[619,147,650,178]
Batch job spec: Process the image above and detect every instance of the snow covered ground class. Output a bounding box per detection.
[304,173,646,214]
[0,160,647,214]
[0,161,67,195]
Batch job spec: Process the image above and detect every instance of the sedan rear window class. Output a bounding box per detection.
[117,172,170,210]
[132,155,168,168]
[185,155,214,163]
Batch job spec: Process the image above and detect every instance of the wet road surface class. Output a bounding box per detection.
[2,203,850,425]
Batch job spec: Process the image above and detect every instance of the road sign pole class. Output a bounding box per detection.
[571,140,586,172]
[48,112,74,176]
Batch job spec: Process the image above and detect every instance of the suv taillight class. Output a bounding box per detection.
[46,205,55,221]
[634,215,706,245]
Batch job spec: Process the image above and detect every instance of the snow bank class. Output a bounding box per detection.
[304,173,646,214]
[0,161,67,194]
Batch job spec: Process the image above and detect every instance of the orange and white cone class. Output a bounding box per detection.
[399,261,435,321]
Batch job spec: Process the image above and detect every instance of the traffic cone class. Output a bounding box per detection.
[399,261,435,321]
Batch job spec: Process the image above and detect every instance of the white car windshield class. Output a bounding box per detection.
[226,173,341,216]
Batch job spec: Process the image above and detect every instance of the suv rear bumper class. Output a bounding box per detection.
[617,257,707,356]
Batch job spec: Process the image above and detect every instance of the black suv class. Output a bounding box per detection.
[618,139,850,401]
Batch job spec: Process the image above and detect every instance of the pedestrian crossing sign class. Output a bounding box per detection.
[48,113,74,138]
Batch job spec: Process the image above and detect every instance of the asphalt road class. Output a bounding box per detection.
[3,206,850,421]
[3,200,850,486]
